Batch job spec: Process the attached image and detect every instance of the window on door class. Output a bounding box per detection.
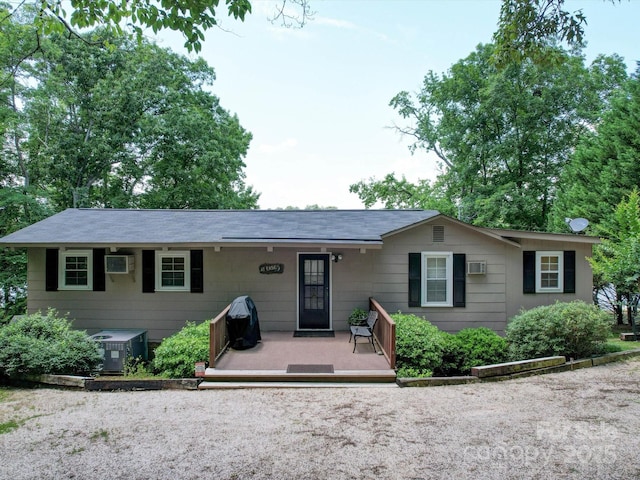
[303,258,325,309]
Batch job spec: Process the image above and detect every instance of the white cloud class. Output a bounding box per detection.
[257,138,298,154]
[314,16,358,30]
[315,15,390,42]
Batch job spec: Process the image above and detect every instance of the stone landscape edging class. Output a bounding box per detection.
[4,348,640,390]
[396,348,640,387]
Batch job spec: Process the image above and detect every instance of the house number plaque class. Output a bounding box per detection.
[259,263,284,274]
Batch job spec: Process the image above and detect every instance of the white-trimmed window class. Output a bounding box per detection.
[536,251,563,293]
[156,251,190,291]
[59,250,93,290]
[421,252,453,306]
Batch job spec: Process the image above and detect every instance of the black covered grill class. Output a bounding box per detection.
[226,295,261,350]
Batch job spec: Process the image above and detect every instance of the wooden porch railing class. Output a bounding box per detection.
[209,304,231,368]
[369,297,396,369]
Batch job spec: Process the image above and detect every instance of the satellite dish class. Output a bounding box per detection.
[565,217,589,233]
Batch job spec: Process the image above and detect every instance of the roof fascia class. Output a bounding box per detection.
[483,228,601,244]
[7,240,384,250]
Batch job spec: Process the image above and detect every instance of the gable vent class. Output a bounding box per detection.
[432,225,445,243]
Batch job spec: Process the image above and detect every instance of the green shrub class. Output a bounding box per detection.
[434,331,464,376]
[152,320,209,378]
[0,309,102,376]
[454,327,508,374]
[393,313,448,378]
[506,301,612,361]
[348,308,368,326]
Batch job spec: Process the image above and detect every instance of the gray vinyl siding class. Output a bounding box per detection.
[26,219,595,340]
[28,248,302,341]
[370,219,509,332]
[504,238,593,320]
[28,247,373,341]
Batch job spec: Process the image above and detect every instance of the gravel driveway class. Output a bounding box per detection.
[1,359,639,480]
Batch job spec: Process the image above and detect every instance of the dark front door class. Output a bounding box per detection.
[298,254,330,329]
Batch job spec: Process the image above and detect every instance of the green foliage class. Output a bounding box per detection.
[394,314,509,377]
[2,27,258,211]
[349,174,455,214]
[451,327,508,374]
[32,0,253,53]
[589,189,640,296]
[122,356,155,378]
[506,301,612,360]
[492,0,590,67]
[0,309,102,376]
[393,313,447,378]
[347,308,367,326]
[550,69,640,231]
[152,321,210,378]
[389,43,626,230]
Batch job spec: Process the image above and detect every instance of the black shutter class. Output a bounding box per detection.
[564,250,576,293]
[142,250,155,293]
[93,248,106,292]
[523,251,536,294]
[45,248,59,292]
[453,253,466,307]
[408,253,421,307]
[190,250,204,293]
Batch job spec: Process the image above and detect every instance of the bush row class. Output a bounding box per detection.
[394,313,508,378]
[0,310,102,376]
[0,301,614,379]
[395,300,613,378]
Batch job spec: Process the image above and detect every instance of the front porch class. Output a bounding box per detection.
[200,331,395,386]
[201,298,397,387]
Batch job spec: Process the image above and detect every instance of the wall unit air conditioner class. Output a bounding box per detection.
[467,261,486,275]
[105,255,134,274]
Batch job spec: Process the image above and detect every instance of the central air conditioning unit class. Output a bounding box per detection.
[90,329,148,373]
[105,255,134,274]
[467,261,487,275]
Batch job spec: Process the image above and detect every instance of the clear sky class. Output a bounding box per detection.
[157,0,640,210]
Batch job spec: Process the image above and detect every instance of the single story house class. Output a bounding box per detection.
[0,208,599,342]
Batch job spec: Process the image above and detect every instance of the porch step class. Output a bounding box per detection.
[198,381,399,389]
[200,368,397,385]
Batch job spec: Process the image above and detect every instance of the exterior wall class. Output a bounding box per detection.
[504,238,593,320]
[370,219,509,333]
[27,246,374,341]
[26,222,595,340]
[368,219,595,334]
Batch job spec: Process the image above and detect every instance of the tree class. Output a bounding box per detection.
[550,67,640,231]
[384,43,626,230]
[0,5,52,321]
[350,173,455,214]
[19,29,258,210]
[588,189,640,323]
[6,0,312,55]
[493,0,620,66]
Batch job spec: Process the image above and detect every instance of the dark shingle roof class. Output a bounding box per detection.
[0,208,440,246]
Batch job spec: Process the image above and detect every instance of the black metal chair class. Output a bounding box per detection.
[349,310,378,353]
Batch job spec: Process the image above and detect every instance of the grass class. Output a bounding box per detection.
[0,419,19,435]
[0,387,10,403]
[90,429,109,442]
[604,325,640,353]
